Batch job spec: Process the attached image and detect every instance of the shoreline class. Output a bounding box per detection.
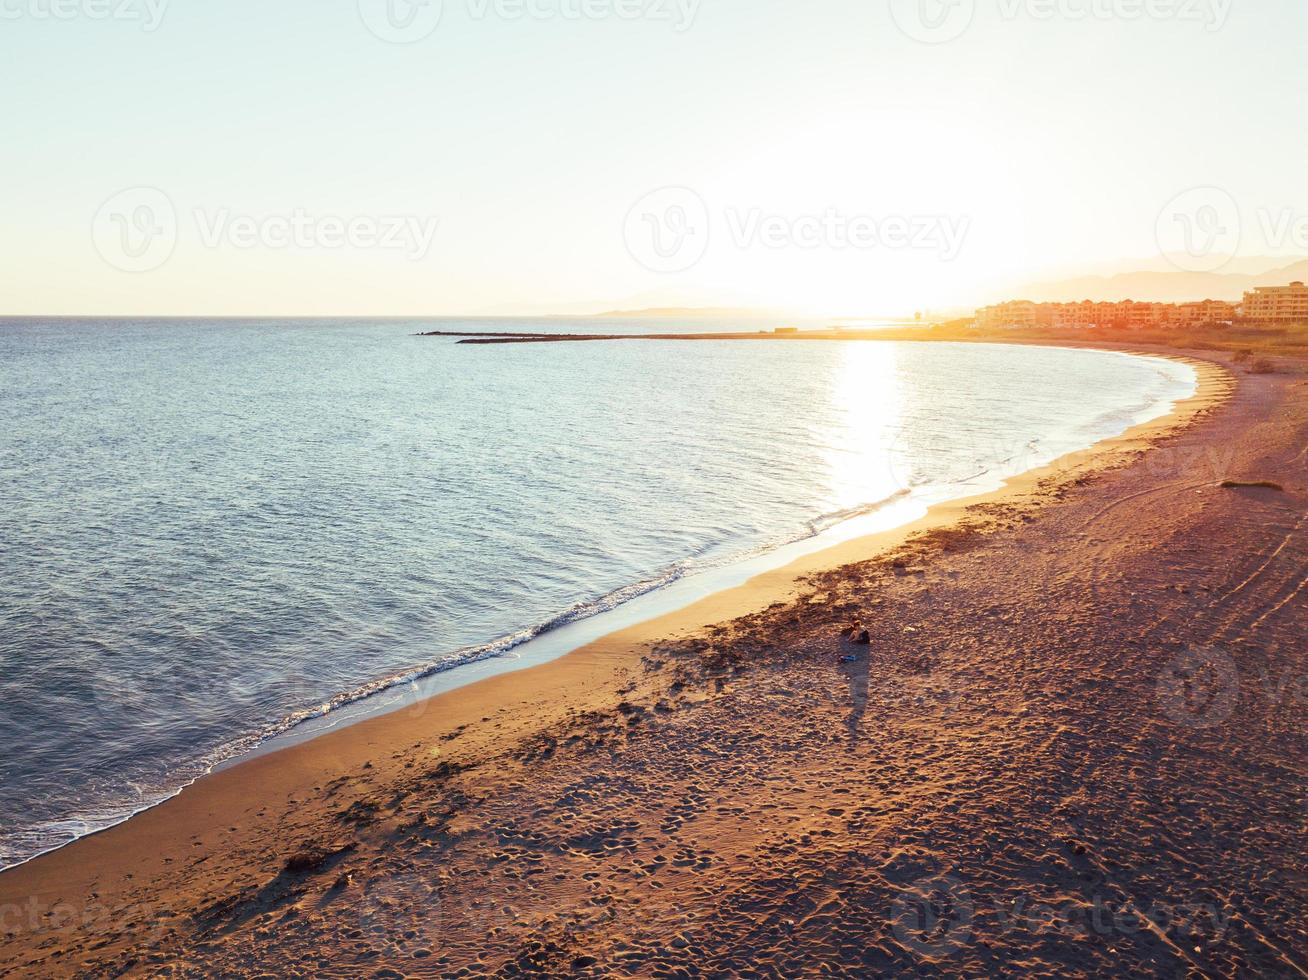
[0,344,1196,877]
[0,345,1222,873]
[7,341,1303,977]
[235,344,1196,748]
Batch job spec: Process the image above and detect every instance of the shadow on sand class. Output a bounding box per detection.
[837,645,872,747]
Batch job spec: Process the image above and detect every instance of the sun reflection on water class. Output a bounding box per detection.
[819,341,908,512]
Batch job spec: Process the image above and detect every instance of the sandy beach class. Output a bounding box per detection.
[2,342,1304,978]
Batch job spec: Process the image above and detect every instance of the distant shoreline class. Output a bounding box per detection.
[417,324,1308,359]
[418,327,915,344]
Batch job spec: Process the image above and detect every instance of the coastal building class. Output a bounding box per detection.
[974,298,1238,330]
[1051,301,1104,330]
[973,300,1039,329]
[1176,300,1239,326]
[1240,281,1308,323]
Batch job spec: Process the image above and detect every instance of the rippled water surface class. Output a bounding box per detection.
[0,318,1194,867]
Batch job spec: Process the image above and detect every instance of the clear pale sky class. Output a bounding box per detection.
[3,0,1306,317]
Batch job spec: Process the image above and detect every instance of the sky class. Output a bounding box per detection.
[2,0,1307,317]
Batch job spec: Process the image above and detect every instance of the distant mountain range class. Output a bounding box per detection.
[483,257,1308,321]
[1013,258,1308,305]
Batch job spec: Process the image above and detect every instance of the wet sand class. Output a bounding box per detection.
[2,344,1305,977]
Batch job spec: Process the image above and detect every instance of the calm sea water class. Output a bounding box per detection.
[0,319,1194,869]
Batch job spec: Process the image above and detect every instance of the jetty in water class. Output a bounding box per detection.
[415,328,930,345]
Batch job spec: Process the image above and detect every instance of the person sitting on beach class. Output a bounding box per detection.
[840,619,872,644]
[838,620,872,662]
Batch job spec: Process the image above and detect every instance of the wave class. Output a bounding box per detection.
[237,487,917,742]
[4,367,1190,873]
[0,487,912,873]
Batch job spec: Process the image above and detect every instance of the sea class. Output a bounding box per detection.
[0,317,1196,869]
